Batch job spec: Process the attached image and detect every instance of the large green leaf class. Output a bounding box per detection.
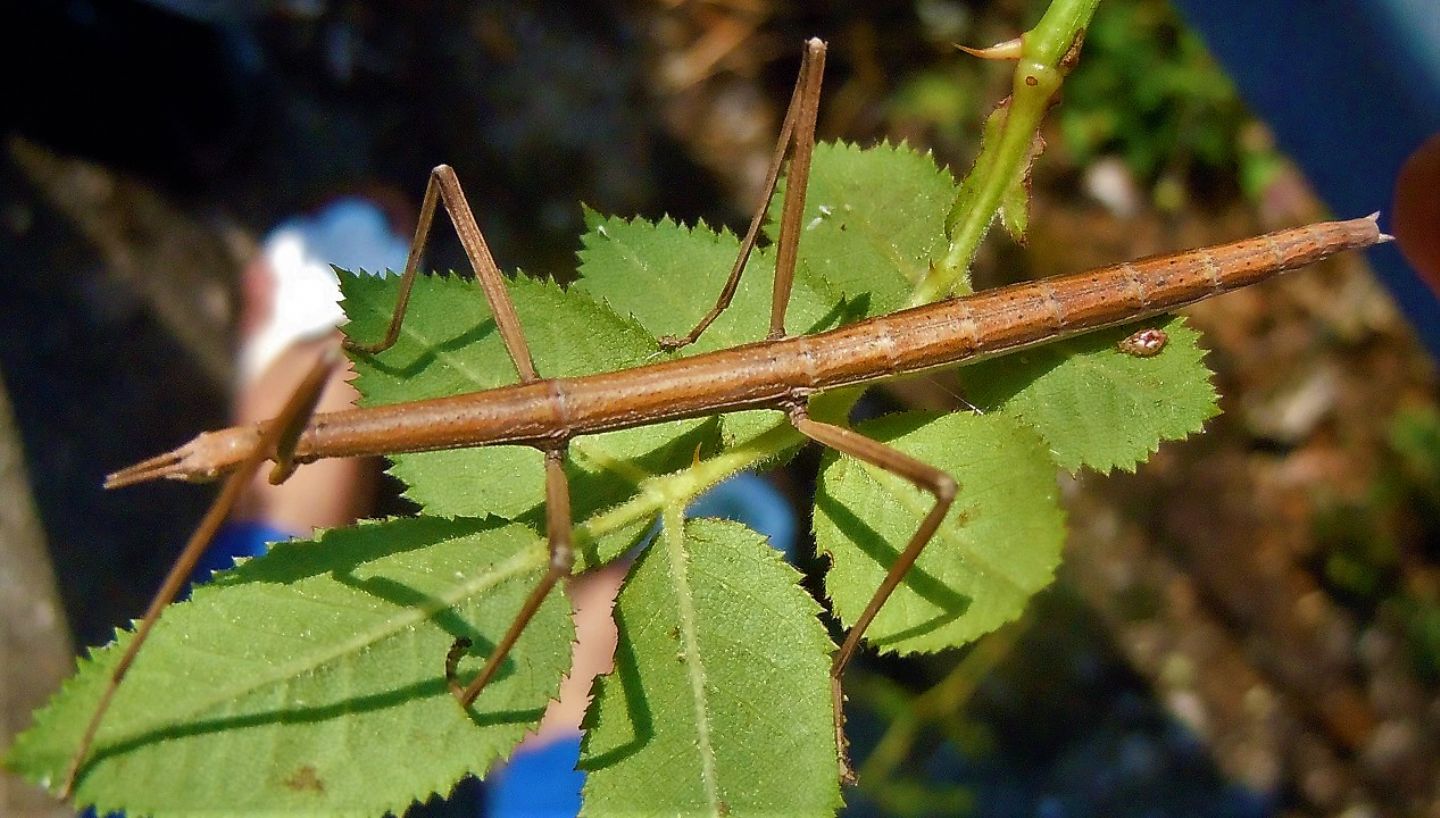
[580,518,840,816]
[961,315,1219,472]
[9,517,572,817]
[815,411,1064,654]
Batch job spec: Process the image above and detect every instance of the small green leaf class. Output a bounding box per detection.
[774,140,961,314]
[9,517,572,817]
[998,175,1030,244]
[962,315,1219,472]
[815,411,1064,654]
[946,103,1043,250]
[581,518,840,816]
[998,132,1042,245]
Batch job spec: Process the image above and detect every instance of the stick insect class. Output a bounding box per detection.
[52,36,1387,802]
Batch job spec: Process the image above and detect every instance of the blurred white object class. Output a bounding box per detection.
[240,198,409,383]
[1083,156,1142,218]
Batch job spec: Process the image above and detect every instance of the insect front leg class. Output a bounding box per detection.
[787,404,958,784]
[61,343,342,800]
[660,37,827,351]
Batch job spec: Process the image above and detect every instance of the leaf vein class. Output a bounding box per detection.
[662,510,722,814]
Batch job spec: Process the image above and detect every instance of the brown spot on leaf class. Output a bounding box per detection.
[284,765,326,794]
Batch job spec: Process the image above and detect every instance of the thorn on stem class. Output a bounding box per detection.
[1366,211,1396,242]
[956,36,1023,61]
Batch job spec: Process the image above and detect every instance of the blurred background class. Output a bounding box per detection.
[2,1,1437,816]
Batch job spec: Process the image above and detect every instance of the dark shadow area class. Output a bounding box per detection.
[78,675,544,787]
[813,486,971,636]
[573,591,653,771]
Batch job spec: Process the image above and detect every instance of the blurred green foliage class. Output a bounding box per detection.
[1387,407,1440,681]
[1316,405,1440,681]
[890,69,982,150]
[890,0,1285,209]
[1054,0,1283,206]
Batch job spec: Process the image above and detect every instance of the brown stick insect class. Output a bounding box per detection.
[51,37,1389,802]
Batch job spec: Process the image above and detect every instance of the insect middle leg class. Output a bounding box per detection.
[448,444,574,706]
[787,404,958,783]
[61,344,343,799]
[346,164,540,385]
[660,37,826,350]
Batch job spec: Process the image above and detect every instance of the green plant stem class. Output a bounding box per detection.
[571,422,807,571]
[910,0,1099,305]
[570,387,861,571]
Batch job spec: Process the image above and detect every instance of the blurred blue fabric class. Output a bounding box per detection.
[482,734,586,818]
[686,471,799,560]
[187,520,293,590]
[1170,0,1440,356]
[270,197,411,276]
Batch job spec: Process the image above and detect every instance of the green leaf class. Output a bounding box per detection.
[580,518,840,816]
[998,133,1041,245]
[573,212,845,354]
[9,517,572,817]
[571,212,854,446]
[962,315,1220,473]
[773,140,961,314]
[340,273,718,548]
[815,411,1064,654]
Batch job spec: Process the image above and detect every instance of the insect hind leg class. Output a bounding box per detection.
[787,404,957,785]
[448,445,574,706]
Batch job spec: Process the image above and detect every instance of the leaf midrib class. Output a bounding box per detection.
[662,511,722,815]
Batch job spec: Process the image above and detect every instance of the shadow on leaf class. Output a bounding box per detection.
[576,602,652,771]
[78,676,544,789]
[209,516,521,587]
[352,312,502,387]
[814,484,971,641]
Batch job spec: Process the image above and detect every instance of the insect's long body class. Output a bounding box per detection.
[53,29,1393,808]
[133,215,1381,486]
